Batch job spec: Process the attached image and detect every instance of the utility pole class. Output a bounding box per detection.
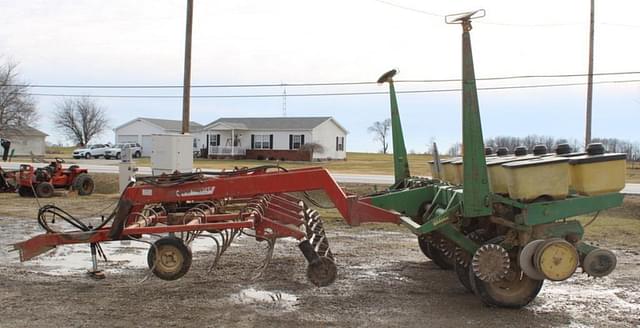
[585,0,595,147]
[182,0,194,134]
[282,87,287,117]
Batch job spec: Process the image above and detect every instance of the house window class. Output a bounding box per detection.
[209,134,221,146]
[253,135,271,149]
[336,136,344,151]
[291,134,303,149]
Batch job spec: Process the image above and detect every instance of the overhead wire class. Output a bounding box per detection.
[17,78,640,99]
[8,71,640,89]
[369,0,583,27]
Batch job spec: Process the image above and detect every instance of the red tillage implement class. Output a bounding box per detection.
[13,166,400,285]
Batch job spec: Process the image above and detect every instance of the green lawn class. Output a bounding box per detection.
[21,146,640,181]
[132,152,434,175]
[37,149,434,175]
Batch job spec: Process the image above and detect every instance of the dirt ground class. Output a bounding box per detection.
[1,192,639,327]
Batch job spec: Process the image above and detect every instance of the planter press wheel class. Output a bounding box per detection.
[416,202,453,269]
[147,237,192,281]
[423,233,454,270]
[454,229,490,293]
[469,267,544,308]
[418,235,433,259]
[455,260,473,292]
[468,236,544,308]
[416,202,434,259]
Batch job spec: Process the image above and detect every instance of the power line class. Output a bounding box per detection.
[369,0,582,27]
[371,0,442,17]
[21,79,640,99]
[8,71,640,89]
[369,0,640,28]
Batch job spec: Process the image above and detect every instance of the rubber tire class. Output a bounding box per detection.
[469,267,544,308]
[147,237,192,281]
[134,151,141,158]
[18,186,34,197]
[426,242,454,270]
[418,235,433,259]
[84,152,91,159]
[73,174,94,196]
[116,152,121,160]
[469,235,544,308]
[455,260,473,293]
[35,182,54,198]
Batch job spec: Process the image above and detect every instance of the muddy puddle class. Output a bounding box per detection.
[231,288,299,311]
[1,216,640,327]
[0,217,283,277]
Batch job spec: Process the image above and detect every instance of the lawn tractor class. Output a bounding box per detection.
[13,10,625,308]
[0,166,18,192]
[17,158,95,198]
[1,139,18,192]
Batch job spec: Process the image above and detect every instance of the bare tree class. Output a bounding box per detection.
[447,142,462,156]
[368,119,391,154]
[300,142,324,154]
[0,61,38,130]
[54,98,109,146]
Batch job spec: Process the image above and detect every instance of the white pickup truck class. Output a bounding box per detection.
[72,144,109,159]
[104,143,142,159]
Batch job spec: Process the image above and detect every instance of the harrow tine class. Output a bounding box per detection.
[203,234,222,272]
[251,237,276,280]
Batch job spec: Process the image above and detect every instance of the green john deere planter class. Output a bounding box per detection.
[367,10,623,308]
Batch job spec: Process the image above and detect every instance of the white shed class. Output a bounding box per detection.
[0,126,48,156]
[114,117,202,156]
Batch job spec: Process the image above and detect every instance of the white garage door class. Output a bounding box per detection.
[141,135,153,156]
[118,135,138,143]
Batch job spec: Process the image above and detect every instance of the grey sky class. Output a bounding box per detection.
[1,0,638,152]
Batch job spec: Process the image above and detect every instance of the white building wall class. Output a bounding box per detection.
[116,120,200,156]
[115,120,165,156]
[311,119,347,160]
[202,130,312,151]
[9,136,46,156]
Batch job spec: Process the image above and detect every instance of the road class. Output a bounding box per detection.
[3,161,639,194]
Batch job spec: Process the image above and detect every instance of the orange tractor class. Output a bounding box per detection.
[17,159,95,198]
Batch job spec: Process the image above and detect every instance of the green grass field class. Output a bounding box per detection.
[40,147,434,175]
[27,146,640,181]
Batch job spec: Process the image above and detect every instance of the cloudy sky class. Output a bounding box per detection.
[1,0,639,152]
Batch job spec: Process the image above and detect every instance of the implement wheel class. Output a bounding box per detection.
[418,235,433,259]
[469,266,543,308]
[36,182,54,198]
[18,186,34,197]
[73,174,94,196]
[307,256,337,287]
[425,241,454,270]
[454,229,489,292]
[147,237,192,281]
[455,261,473,292]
